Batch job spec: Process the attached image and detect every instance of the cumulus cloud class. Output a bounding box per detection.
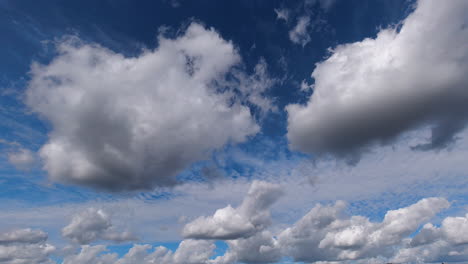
[182,181,283,240]
[207,197,450,264]
[277,197,450,262]
[392,213,468,263]
[62,208,136,245]
[287,0,468,161]
[289,16,311,46]
[63,240,216,264]
[0,228,55,264]
[25,22,274,191]
[212,231,281,264]
[7,148,36,171]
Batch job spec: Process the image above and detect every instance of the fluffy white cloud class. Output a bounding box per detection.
[392,213,468,263]
[0,228,55,264]
[183,181,283,239]
[25,22,274,191]
[287,0,468,161]
[7,148,36,171]
[277,197,450,262]
[62,208,136,245]
[63,240,215,264]
[289,16,311,46]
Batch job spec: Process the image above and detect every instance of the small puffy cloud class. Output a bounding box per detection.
[289,16,311,46]
[274,8,289,22]
[7,148,36,171]
[300,79,313,91]
[25,22,274,191]
[182,181,283,240]
[0,228,55,264]
[62,208,136,245]
[287,0,468,161]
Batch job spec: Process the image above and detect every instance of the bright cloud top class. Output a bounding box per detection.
[25,23,274,191]
[287,0,468,161]
[182,180,283,240]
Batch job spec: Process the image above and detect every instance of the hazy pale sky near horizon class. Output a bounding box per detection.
[1,0,468,263]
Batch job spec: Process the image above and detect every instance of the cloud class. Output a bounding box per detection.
[62,208,136,245]
[287,0,468,162]
[7,148,36,171]
[63,240,216,264]
[212,231,281,264]
[274,8,289,22]
[182,181,283,240]
[277,197,450,262]
[0,228,55,264]
[25,22,275,191]
[62,245,116,264]
[289,16,311,46]
[0,228,47,245]
[393,213,468,263]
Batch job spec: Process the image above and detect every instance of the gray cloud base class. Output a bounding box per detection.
[287,0,468,162]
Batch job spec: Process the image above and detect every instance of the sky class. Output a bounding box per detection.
[1,0,468,263]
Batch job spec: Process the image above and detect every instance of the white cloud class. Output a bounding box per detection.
[0,228,55,264]
[392,213,468,263]
[277,197,449,262]
[62,208,136,245]
[63,240,216,264]
[62,245,116,264]
[182,181,283,240]
[212,231,281,264]
[274,8,289,22]
[287,0,468,161]
[289,16,311,46]
[7,148,35,171]
[0,228,47,245]
[300,79,313,91]
[25,22,275,191]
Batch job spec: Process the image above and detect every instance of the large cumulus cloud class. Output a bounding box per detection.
[26,22,273,191]
[287,0,468,161]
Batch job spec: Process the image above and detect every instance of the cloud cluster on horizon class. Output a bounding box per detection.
[287,0,468,162]
[3,180,468,264]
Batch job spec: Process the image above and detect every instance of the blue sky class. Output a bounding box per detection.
[1,0,468,263]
